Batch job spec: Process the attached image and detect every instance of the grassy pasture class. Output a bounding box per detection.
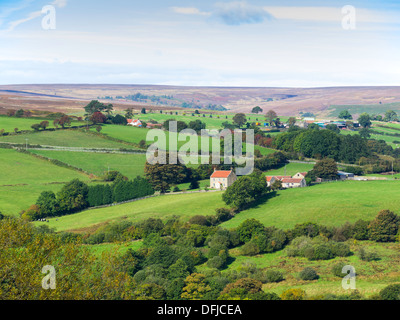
[221,241,400,298]
[341,129,400,148]
[30,150,147,179]
[329,103,400,118]
[95,124,275,156]
[135,112,280,130]
[0,115,81,133]
[264,162,315,177]
[0,148,90,216]
[0,129,138,149]
[40,191,225,232]
[41,179,400,233]
[222,180,400,230]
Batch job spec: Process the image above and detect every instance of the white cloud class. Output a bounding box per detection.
[6,10,42,31]
[171,7,210,16]
[3,0,68,32]
[263,6,399,24]
[52,0,68,8]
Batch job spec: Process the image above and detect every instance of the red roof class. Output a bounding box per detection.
[211,171,233,179]
[281,178,304,184]
[266,176,291,182]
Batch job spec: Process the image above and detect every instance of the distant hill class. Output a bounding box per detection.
[1,84,400,117]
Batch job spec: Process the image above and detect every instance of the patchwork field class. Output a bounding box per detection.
[0,148,90,216]
[38,179,400,234]
[0,129,138,149]
[222,180,400,230]
[30,150,147,179]
[41,191,225,232]
[96,124,275,156]
[221,241,400,298]
[0,115,82,133]
[264,162,315,177]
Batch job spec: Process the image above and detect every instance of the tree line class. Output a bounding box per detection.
[21,176,154,221]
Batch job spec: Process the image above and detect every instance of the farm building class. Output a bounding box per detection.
[266,172,307,189]
[127,119,142,127]
[281,178,307,188]
[266,176,291,187]
[210,169,237,190]
[337,171,355,180]
[146,123,163,129]
[293,172,308,179]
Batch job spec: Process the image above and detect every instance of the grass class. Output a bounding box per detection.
[94,124,276,156]
[0,129,139,149]
[40,191,225,232]
[224,240,400,298]
[120,112,283,130]
[0,148,88,186]
[0,148,90,216]
[0,184,66,217]
[341,129,400,148]
[0,115,81,133]
[329,103,400,118]
[30,150,147,179]
[39,178,400,235]
[222,180,400,230]
[264,162,314,177]
[86,241,144,257]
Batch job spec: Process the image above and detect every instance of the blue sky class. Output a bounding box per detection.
[0,0,399,87]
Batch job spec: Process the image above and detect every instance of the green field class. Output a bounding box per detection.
[0,148,90,216]
[94,124,275,156]
[41,191,225,232]
[113,112,286,130]
[0,115,82,133]
[329,103,400,118]
[223,240,400,298]
[264,162,314,177]
[0,129,138,149]
[341,129,400,148]
[30,150,147,179]
[41,179,400,233]
[222,180,400,230]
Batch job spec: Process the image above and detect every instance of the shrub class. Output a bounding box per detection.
[240,242,260,256]
[236,219,265,243]
[312,245,334,260]
[299,267,319,281]
[353,220,370,240]
[368,210,399,242]
[357,247,379,261]
[189,215,211,226]
[265,270,284,283]
[331,242,351,257]
[207,256,226,270]
[331,262,347,278]
[281,288,306,300]
[379,284,400,300]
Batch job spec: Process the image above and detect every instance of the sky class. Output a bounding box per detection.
[0,0,399,87]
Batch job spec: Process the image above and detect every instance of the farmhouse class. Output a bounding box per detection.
[281,178,307,188]
[210,169,237,190]
[266,176,291,187]
[127,119,142,127]
[266,172,307,189]
[293,172,308,179]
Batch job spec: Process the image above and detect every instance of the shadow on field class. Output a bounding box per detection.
[247,191,280,210]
